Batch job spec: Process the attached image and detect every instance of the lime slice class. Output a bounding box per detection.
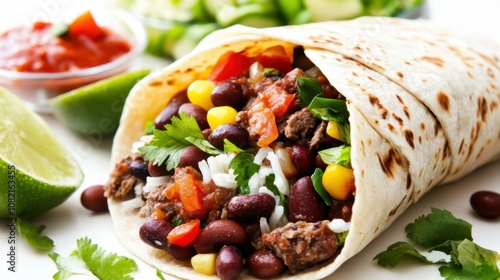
[50,68,150,137]
[0,87,84,218]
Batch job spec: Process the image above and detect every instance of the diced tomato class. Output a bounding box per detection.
[32,21,51,30]
[167,219,201,247]
[177,172,204,213]
[247,102,279,147]
[69,11,103,40]
[209,51,253,82]
[260,87,295,118]
[258,45,292,74]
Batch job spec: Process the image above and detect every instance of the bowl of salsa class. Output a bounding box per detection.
[0,8,146,112]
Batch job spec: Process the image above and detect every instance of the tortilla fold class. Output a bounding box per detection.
[109,17,500,279]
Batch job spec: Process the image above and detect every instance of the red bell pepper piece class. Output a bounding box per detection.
[257,45,292,74]
[167,219,201,247]
[69,11,103,40]
[209,51,253,82]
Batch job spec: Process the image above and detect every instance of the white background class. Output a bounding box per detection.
[1,0,500,279]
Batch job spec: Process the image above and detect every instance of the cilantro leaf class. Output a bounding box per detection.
[297,76,324,106]
[318,145,351,168]
[311,168,332,206]
[439,239,500,279]
[405,208,472,248]
[185,136,221,155]
[15,218,54,250]
[223,139,244,153]
[139,113,206,171]
[373,241,434,268]
[228,153,260,194]
[48,237,137,280]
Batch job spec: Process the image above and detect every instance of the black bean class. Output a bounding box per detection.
[227,194,276,221]
[178,146,209,170]
[315,154,327,170]
[148,161,171,177]
[154,90,189,130]
[470,191,500,218]
[288,145,315,177]
[194,220,248,254]
[139,219,174,250]
[178,103,209,130]
[247,250,285,278]
[208,124,250,150]
[288,176,327,223]
[211,82,243,108]
[216,246,245,280]
[81,185,108,212]
[129,159,149,181]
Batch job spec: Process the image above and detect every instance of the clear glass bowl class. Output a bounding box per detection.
[0,8,146,112]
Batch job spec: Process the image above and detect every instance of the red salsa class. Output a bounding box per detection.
[0,14,131,73]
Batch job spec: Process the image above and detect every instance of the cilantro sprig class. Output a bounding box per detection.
[374,208,500,279]
[139,113,220,171]
[48,237,137,280]
[16,218,54,250]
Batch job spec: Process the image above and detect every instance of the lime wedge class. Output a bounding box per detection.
[50,68,150,137]
[0,87,84,218]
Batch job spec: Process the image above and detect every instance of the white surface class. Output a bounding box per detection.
[1,1,500,279]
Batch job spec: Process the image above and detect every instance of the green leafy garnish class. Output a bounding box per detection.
[139,112,212,171]
[48,237,137,280]
[156,269,166,280]
[185,136,221,155]
[223,139,245,153]
[405,208,472,249]
[297,76,324,106]
[374,208,500,279]
[318,145,351,168]
[297,76,351,144]
[51,21,69,37]
[337,231,349,247]
[144,119,155,135]
[311,168,332,206]
[228,152,260,194]
[264,174,288,214]
[16,218,54,250]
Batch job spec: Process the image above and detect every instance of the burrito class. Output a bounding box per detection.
[104,17,500,279]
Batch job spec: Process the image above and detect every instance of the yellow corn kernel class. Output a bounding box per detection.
[207,106,238,129]
[326,121,342,141]
[187,80,215,111]
[322,163,354,200]
[191,253,217,276]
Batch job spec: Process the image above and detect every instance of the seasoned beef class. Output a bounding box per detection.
[284,108,318,146]
[104,153,147,199]
[139,183,176,219]
[262,220,338,273]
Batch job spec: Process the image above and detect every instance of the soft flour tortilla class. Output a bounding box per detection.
[109,17,500,279]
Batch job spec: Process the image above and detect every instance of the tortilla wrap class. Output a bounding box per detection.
[108,17,500,279]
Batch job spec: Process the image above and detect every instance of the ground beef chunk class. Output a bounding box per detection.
[139,183,176,219]
[262,220,338,273]
[104,153,147,199]
[284,108,318,146]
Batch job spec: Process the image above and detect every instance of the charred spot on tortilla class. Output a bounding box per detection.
[392,112,404,126]
[437,91,450,112]
[166,79,175,86]
[368,94,389,119]
[477,96,488,122]
[397,71,404,79]
[419,56,445,67]
[387,123,396,133]
[406,174,412,190]
[308,34,343,46]
[458,139,465,155]
[434,119,443,136]
[377,149,402,178]
[404,129,415,149]
[487,68,495,78]
[467,71,475,79]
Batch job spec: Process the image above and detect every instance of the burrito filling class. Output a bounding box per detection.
[105,45,355,278]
